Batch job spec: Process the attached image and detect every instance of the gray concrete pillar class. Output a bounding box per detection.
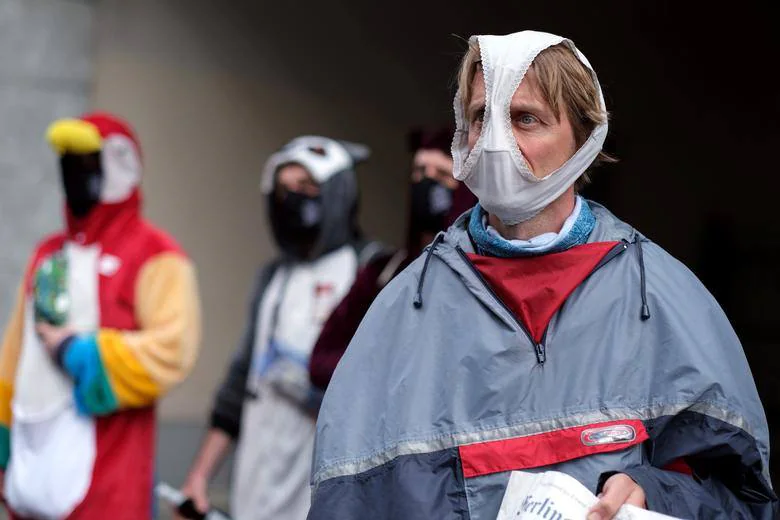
[0,0,95,321]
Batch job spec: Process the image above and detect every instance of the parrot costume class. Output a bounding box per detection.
[0,112,201,519]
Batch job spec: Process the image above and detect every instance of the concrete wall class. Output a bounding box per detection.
[0,0,95,326]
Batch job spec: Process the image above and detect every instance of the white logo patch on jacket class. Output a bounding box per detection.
[580,424,636,446]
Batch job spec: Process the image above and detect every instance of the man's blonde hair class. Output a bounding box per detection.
[457,41,614,189]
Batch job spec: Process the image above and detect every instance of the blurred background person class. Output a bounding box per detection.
[178,137,382,520]
[309,127,476,391]
[0,112,201,519]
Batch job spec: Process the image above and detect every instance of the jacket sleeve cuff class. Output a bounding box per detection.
[210,409,239,440]
[597,466,711,516]
[597,467,659,501]
[0,424,10,469]
[53,334,77,371]
[617,466,673,511]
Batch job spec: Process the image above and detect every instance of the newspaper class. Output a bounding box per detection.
[497,471,683,520]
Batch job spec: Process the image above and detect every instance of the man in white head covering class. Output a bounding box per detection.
[309,31,775,520]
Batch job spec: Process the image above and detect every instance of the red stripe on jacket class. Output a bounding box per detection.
[459,419,649,478]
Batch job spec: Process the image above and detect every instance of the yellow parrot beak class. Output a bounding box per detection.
[46,119,102,156]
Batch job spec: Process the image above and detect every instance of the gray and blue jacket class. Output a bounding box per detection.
[309,202,775,519]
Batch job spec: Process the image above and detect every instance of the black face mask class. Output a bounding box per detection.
[270,191,324,257]
[410,178,453,233]
[60,152,103,218]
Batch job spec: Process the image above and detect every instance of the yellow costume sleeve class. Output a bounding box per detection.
[61,253,201,414]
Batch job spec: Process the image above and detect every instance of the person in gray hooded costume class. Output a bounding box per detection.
[309,31,776,520]
[178,136,382,520]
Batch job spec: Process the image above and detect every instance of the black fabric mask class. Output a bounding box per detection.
[60,152,103,218]
[270,191,324,258]
[410,178,453,234]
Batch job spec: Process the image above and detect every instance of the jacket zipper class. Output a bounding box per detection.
[455,246,544,363]
[593,240,629,273]
[454,241,629,365]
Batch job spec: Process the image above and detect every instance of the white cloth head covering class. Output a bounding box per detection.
[452,30,608,224]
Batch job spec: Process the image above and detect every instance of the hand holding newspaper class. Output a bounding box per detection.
[497,471,684,520]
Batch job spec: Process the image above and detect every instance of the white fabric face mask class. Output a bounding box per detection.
[451,30,608,225]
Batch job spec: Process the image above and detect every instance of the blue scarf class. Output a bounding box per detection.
[468,199,596,258]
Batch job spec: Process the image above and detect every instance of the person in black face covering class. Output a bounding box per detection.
[178,136,381,520]
[309,127,477,390]
[59,152,103,218]
[1,113,203,519]
[268,162,324,259]
[407,139,460,253]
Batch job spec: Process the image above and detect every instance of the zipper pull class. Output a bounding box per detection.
[534,343,546,364]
